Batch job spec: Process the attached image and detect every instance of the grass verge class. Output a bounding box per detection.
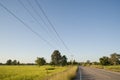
[90,65,104,69]
[90,65,120,72]
[47,66,78,80]
[104,65,120,72]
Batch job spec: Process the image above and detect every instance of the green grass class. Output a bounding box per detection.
[90,65,120,72]
[48,66,78,80]
[104,65,120,72]
[90,65,104,69]
[0,65,68,80]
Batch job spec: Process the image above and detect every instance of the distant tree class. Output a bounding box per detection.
[6,59,12,65]
[110,53,120,65]
[51,50,62,66]
[92,62,100,65]
[26,63,35,65]
[35,57,46,66]
[67,61,72,65]
[12,60,17,65]
[0,63,2,65]
[99,56,110,65]
[86,60,91,64]
[50,61,54,66]
[73,60,78,65]
[59,55,67,66]
[17,61,20,65]
[85,60,91,66]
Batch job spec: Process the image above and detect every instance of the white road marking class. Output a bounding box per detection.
[79,67,82,80]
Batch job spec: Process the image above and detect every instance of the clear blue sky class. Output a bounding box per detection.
[0,0,120,63]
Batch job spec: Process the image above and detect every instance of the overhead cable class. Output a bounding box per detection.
[35,0,69,51]
[0,2,54,48]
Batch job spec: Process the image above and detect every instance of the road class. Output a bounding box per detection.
[74,66,120,80]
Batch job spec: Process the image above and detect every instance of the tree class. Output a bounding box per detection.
[73,60,78,65]
[67,61,72,65]
[35,57,46,66]
[110,53,120,65]
[85,60,91,66]
[17,61,20,65]
[59,55,67,66]
[0,63,2,65]
[86,60,91,64]
[99,56,110,65]
[92,62,100,65]
[51,50,62,66]
[12,60,17,65]
[6,59,12,65]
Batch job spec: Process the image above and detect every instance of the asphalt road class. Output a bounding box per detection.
[74,66,120,80]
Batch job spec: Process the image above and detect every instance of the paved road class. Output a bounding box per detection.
[74,66,120,80]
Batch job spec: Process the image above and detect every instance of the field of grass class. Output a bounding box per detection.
[104,65,120,72]
[48,66,78,80]
[0,65,69,80]
[90,65,104,69]
[90,65,120,72]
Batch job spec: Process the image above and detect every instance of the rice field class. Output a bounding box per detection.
[0,65,77,80]
[0,65,67,80]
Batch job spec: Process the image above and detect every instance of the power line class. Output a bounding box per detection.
[35,0,69,51]
[18,0,58,48]
[18,0,48,34]
[0,2,54,48]
[27,0,61,49]
[27,0,51,34]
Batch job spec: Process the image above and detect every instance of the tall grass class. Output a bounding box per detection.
[90,65,120,72]
[0,65,67,80]
[104,65,120,72]
[48,66,78,80]
[90,65,104,69]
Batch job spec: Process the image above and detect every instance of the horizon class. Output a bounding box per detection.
[0,0,120,63]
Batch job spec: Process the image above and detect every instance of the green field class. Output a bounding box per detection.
[0,65,67,80]
[104,65,120,72]
[0,65,77,80]
[90,65,120,72]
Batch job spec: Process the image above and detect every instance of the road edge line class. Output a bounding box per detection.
[79,66,82,80]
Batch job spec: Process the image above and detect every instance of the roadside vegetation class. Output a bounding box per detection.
[81,53,120,72]
[0,50,78,80]
[89,65,120,72]
[48,66,77,80]
[0,65,68,80]
[104,65,120,72]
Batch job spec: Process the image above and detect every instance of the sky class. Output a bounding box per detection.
[0,0,120,63]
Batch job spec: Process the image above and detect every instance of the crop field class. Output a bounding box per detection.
[0,65,69,80]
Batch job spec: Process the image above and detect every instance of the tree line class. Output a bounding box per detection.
[2,50,119,66]
[99,53,120,65]
[35,50,68,66]
[5,59,20,65]
[81,53,120,66]
[0,50,73,66]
